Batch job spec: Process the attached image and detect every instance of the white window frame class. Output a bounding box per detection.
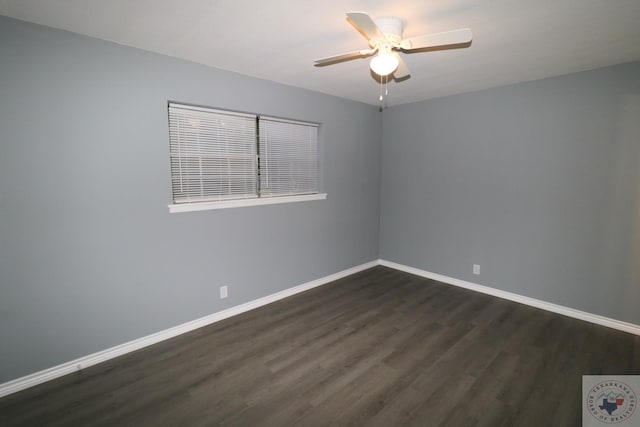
[167,102,325,213]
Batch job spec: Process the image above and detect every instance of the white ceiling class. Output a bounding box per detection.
[1,0,640,107]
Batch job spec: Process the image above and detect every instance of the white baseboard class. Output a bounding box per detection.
[378,259,640,336]
[0,260,378,398]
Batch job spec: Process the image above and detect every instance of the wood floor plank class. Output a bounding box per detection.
[1,266,638,426]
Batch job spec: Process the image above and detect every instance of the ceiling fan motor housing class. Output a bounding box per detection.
[373,16,404,46]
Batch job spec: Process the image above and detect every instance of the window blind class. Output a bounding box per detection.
[168,103,257,204]
[258,116,319,197]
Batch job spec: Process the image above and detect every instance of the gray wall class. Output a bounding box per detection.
[0,16,381,383]
[380,61,640,325]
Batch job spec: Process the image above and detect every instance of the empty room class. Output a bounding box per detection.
[1,1,639,426]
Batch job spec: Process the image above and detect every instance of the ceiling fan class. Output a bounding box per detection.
[315,12,473,79]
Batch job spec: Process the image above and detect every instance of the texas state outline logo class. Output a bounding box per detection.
[586,379,637,424]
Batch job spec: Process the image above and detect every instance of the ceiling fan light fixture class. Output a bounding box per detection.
[370,50,399,76]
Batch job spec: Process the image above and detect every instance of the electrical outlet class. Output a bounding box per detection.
[220,285,228,299]
[473,264,480,275]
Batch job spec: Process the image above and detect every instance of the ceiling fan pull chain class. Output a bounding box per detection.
[385,75,389,109]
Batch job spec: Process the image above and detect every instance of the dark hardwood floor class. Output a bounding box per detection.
[1,266,639,426]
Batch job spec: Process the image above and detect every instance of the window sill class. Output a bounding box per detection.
[168,193,327,213]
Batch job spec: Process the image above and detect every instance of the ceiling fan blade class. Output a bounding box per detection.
[403,28,472,50]
[314,48,376,66]
[393,55,411,80]
[346,12,384,40]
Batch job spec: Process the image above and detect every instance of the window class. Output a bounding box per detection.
[258,117,318,198]
[168,103,325,213]
[168,104,257,204]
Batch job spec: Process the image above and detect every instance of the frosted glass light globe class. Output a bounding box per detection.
[370,52,399,76]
